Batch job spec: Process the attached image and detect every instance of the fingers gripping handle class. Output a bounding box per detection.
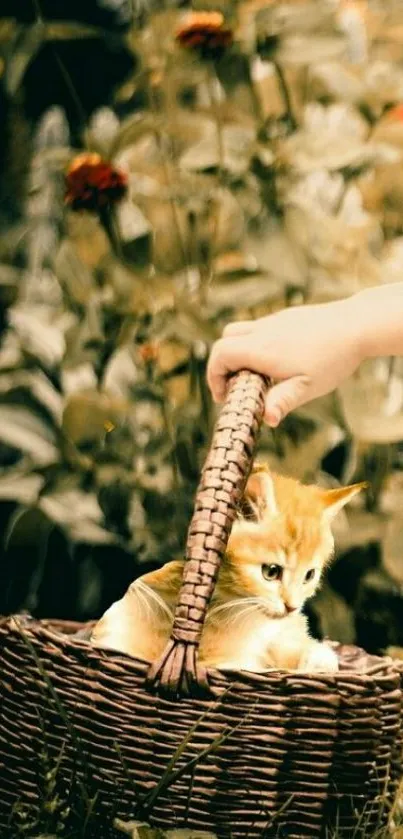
[146,371,268,698]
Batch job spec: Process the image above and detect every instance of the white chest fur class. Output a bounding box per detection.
[201,609,306,672]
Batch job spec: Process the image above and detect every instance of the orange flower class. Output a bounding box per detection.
[139,342,159,363]
[65,153,128,212]
[387,104,403,122]
[176,11,233,59]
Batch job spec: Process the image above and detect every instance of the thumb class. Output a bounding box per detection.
[264,375,310,426]
[222,320,254,338]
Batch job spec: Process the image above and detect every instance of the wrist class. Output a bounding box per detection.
[346,282,403,361]
[335,292,371,366]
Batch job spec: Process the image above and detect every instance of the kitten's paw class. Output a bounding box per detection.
[300,643,339,674]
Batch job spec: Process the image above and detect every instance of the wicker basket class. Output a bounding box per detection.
[0,371,402,839]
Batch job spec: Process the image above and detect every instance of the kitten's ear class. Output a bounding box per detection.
[141,560,184,595]
[242,465,278,518]
[321,482,368,522]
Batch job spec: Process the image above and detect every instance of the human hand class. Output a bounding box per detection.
[207,297,364,426]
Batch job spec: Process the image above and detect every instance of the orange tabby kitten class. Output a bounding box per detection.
[92,466,365,673]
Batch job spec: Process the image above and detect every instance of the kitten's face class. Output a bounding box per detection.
[220,467,365,619]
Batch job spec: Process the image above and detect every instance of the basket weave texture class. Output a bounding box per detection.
[0,371,402,839]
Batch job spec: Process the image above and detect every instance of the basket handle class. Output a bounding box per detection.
[146,370,268,698]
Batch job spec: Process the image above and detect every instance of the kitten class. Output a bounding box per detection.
[91,465,365,673]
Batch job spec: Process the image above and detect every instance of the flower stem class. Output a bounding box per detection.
[198,65,227,302]
[246,57,265,125]
[208,68,225,182]
[99,205,123,261]
[273,61,297,131]
[147,78,190,273]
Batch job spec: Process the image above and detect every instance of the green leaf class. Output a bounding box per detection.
[4,505,52,551]
[4,22,47,96]
[39,487,119,544]
[102,347,138,398]
[0,370,63,426]
[180,125,255,177]
[9,305,67,367]
[86,107,120,156]
[0,405,59,465]
[339,359,403,443]
[167,833,217,839]
[53,241,95,308]
[0,471,44,505]
[114,199,152,266]
[114,821,164,839]
[0,263,19,309]
[278,34,347,65]
[205,275,284,315]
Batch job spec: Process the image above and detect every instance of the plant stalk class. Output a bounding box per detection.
[274,60,297,130]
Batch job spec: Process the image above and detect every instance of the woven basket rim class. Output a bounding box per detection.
[2,614,402,688]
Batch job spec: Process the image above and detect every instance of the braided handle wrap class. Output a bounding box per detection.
[146,370,268,698]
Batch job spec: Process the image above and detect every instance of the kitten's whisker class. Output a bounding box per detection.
[223,603,266,629]
[254,596,275,616]
[232,605,260,622]
[208,598,265,629]
[137,580,173,620]
[133,584,150,620]
[208,597,261,619]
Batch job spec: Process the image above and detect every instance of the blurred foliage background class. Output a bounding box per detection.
[1,0,403,657]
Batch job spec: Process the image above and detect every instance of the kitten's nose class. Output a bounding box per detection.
[284,603,298,614]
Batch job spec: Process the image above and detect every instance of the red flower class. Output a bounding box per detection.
[139,342,159,363]
[176,11,233,60]
[65,153,128,212]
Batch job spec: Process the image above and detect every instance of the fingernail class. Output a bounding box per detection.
[268,408,281,427]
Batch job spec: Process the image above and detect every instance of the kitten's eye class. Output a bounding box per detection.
[304,569,316,583]
[262,563,283,582]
